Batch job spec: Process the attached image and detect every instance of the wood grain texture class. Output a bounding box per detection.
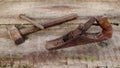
[0,1,120,24]
[0,0,120,68]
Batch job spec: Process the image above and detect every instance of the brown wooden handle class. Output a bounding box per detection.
[19,14,44,29]
[96,17,112,39]
[19,13,78,35]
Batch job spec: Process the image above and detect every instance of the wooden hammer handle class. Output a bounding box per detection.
[19,14,44,29]
[19,13,78,35]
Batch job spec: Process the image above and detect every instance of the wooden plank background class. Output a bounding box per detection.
[0,0,120,68]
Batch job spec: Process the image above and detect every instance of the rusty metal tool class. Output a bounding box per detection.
[46,17,112,50]
[7,13,78,45]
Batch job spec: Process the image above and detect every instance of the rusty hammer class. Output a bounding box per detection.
[7,14,78,45]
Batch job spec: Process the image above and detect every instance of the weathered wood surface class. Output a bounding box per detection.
[0,0,120,68]
[0,0,120,24]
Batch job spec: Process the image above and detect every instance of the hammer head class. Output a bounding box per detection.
[7,25,25,45]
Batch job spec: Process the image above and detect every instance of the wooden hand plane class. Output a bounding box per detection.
[46,17,112,50]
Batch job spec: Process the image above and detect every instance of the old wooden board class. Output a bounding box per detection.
[0,0,120,68]
[0,0,120,24]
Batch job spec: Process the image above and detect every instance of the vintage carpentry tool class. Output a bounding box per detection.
[7,13,78,45]
[46,17,112,50]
